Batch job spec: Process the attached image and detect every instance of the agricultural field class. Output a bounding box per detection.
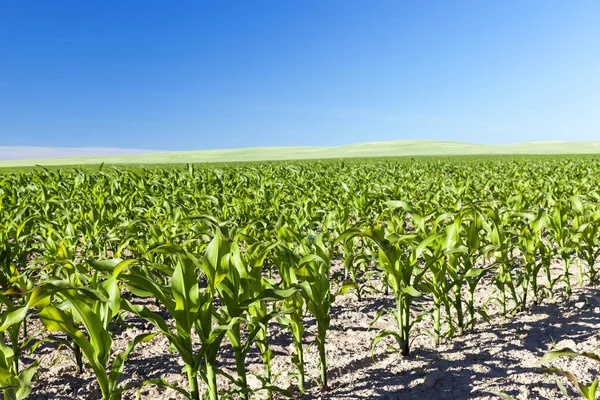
[1,155,600,400]
[3,140,600,167]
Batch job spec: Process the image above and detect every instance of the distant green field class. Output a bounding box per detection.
[2,140,600,167]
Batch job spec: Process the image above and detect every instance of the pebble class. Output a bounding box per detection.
[555,339,578,350]
[423,370,445,388]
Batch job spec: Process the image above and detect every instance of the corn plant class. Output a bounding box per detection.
[485,209,520,315]
[105,252,221,400]
[514,208,550,309]
[273,241,307,393]
[342,201,434,357]
[208,226,295,399]
[292,232,335,390]
[417,213,459,346]
[446,205,493,333]
[573,201,600,287]
[547,199,580,297]
[37,279,154,400]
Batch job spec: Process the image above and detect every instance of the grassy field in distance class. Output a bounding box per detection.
[2,140,600,167]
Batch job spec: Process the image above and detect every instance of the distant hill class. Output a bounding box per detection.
[2,140,600,167]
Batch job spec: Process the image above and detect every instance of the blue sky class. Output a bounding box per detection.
[1,0,599,152]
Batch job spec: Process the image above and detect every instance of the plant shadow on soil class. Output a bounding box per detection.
[295,288,600,399]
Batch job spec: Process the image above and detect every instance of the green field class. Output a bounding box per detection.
[2,140,600,167]
[2,156,600,399]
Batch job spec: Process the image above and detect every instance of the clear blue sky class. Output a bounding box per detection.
[1,0,599,151]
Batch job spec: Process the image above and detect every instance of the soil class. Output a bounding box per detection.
[24,260,600,400]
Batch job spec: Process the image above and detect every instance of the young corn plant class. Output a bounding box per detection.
[446,205,494,334]
[547,198,579,297]
[485,209,520,316]
[294,232,335,391]
[229,231,297,399]
[106,251,224,400]
[370,229,430,356]
[210,226,295,400]
[324,209,370,301]
[341,201,434,357]
[37,279,155,400]
[273,241,307,394]
[515,208,550,310]
[0,276,151,400]
[417,212,463,346]
[336,231,370,302]
[573,202,600,287]
[238,236,278,389]
[276,218,359,392]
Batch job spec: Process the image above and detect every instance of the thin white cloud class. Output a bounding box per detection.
[0,147,155,161]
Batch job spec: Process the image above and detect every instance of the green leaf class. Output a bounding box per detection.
[540,348,580,364]
[0,307,28,332]
[239,287,298,308]
[90,259,124,272]
[401,286,421,297]
[464,268,485,278]
[337,281,358,296]
[137,378,192,400]
[385,200,410,211]
[370,329,403,358]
